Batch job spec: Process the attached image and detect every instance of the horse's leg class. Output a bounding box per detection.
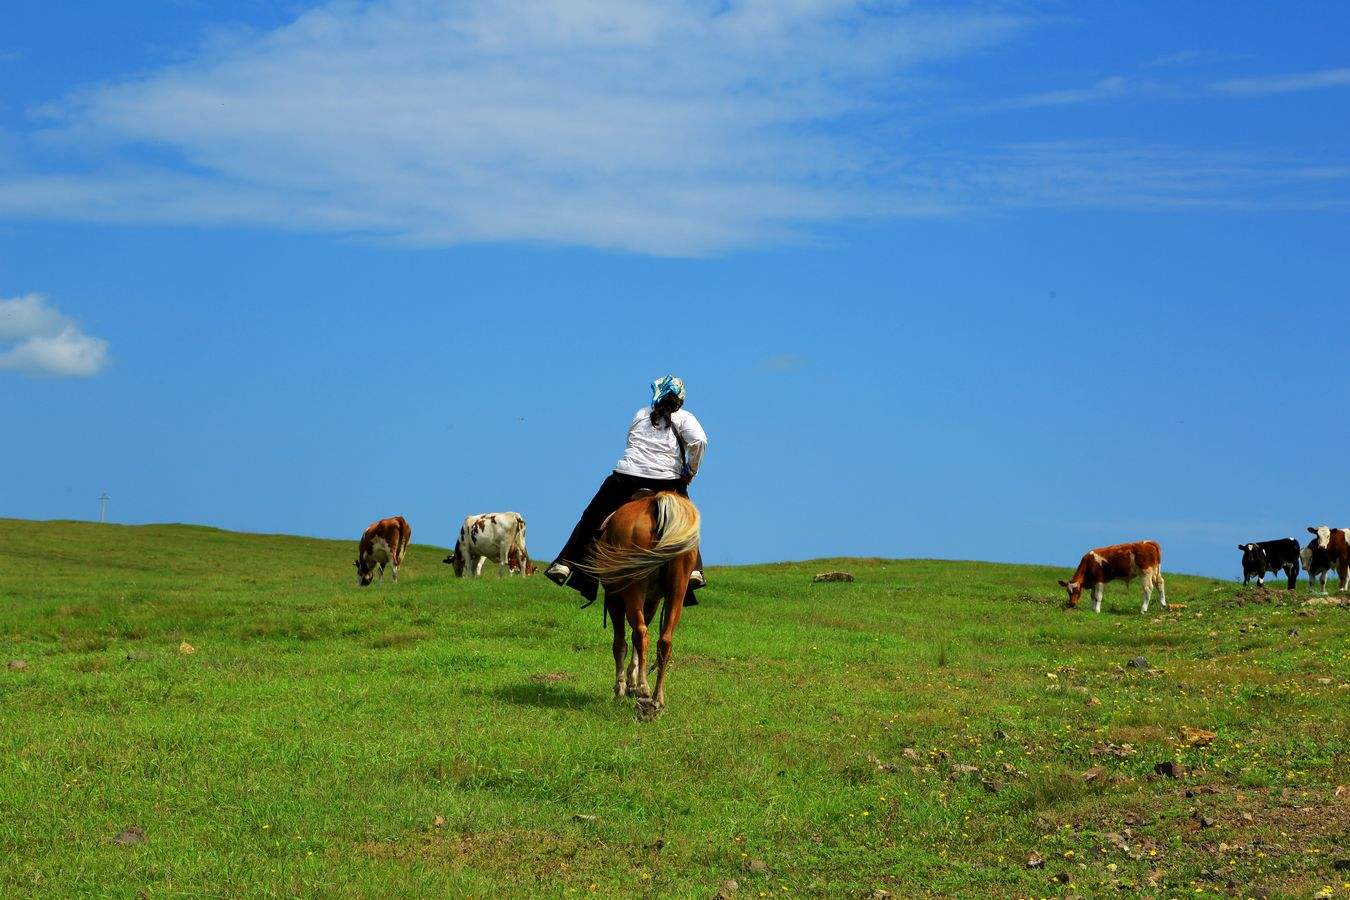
[609,599,628,697]
[625,633,639,694]
[643,588,661,674]
[625,588,651,699]
[652,552,695,708]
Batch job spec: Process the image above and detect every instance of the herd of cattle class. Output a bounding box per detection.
[1061,526,1350,613]
[356,514,1350,611]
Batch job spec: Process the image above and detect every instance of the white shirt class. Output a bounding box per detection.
[614,407,708,481]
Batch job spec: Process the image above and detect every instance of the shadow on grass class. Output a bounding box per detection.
[488,682,609,712]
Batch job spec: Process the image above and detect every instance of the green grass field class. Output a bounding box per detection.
[1,519,1346,898]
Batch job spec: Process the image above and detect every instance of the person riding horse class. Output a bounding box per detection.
[546,375,707,604]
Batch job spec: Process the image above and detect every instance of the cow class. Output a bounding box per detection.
[1058,540,1166,613]
[1301,526,1350,594]
[507,545,537,575]
[1237,538,1301,590]
[444,511,529,578]
[355,516,411,586]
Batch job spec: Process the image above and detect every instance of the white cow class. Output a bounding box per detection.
[445,512,530,577]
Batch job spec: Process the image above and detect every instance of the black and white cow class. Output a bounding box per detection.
[1301,526,1350,595]
[1237,538,1300,590]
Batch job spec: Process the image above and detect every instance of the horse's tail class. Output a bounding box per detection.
[583,493,700,588]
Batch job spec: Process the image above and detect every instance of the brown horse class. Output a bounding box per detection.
[581,491,700,710]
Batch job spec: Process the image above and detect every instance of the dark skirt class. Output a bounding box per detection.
[553,471,703,604]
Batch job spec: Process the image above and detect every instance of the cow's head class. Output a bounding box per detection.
[443,540,466,577]
[1300,545,1314,571]
[1057,579,1082,608]
[355,556,375,586]
[1239,543,1266,574]
[507,546,536,575]
[1308,525,1332,550]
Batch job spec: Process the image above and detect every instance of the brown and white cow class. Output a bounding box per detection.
[444,511,529,578]
[355,515,412,586]
[1058,540,1166,613]
[1300,526,1350,594]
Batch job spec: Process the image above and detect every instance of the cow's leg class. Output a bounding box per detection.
[625,593,651,699]
[498,543,510,578]
[1286,564,1298,591]
[1243,573,1250,586]
[1140,575,1150,613]
[652,554,694,708]
[473,554,486,577]
[609,600,628,697]
[378,563,385,583]
[1092,583,1103,613]
[1256,573,1264,588]
[1339,562,1349,593]
[1156,571,1167,608]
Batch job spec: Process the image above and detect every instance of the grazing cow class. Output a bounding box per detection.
[1301,526,1350,594]
[1058,540,1166,613]
[1237,538,1301,589]
[355,516,411,586]
[444,512,529,577]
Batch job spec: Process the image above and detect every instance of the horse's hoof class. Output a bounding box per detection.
[634,685,652,700]
[633,698,663,722]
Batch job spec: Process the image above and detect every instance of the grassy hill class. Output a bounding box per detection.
[0,519,1346,897]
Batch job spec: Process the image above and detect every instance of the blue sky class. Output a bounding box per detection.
[2,1,1347,580]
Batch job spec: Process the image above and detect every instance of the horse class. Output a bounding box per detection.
[581,491,700,711]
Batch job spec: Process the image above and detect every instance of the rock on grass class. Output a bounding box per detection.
[812,572,854,583]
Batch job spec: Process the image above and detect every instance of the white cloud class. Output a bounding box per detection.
[1212,67,1350,96]
[0,294,110,378]
[0,0,1020,255]
[2,4,1346,251]
[1142,49,1243,69]
[0,0,1023,256]
[1004,75,1131,109]
[931,141,1350,212]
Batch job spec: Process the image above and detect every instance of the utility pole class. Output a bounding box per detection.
[98,492,110,523]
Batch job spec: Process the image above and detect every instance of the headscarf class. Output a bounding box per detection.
[650,375,685,405]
